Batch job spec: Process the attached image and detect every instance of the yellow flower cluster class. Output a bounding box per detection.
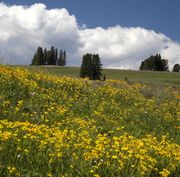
[0,65,179,176]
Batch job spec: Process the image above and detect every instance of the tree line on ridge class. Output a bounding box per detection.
[31,46,179,81]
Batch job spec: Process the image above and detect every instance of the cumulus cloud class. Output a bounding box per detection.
[0,3,180,69]
[79,27,172,69]
[0,3,81,65]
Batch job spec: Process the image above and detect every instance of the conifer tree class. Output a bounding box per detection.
[140,54,168,71]
[55,48,58,65]
[80,54,91,78]
[80,53,103,80]
[33,47,44,65]
[172,63,180,72]
[58,50,63,66]
[31,54,36,65]
[161,59,169,71]
[46,51,51,65]
[62,50,66,66]
[91,54,102,80]
[43,48,47,65]
[50,46,56,65]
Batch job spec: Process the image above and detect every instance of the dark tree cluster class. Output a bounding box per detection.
[31,46,66,66]
[80,53,103,80]
[140,54,169,71]
[172,63,180,72]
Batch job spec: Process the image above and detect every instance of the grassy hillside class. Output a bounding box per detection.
[0,65,180,176]
[28,66,180,85]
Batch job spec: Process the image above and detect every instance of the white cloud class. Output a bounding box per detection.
[0,3,81,65]
[0,3,180,69]
[79,26,169,69]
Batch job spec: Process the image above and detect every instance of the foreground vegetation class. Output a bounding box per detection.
[0,65,180,177]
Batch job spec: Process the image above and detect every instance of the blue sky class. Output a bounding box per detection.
[3,0,180,42]
[0,0,180,68]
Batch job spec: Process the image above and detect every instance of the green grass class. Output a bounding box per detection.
[27,65,180,86]
[0,65,180,176]
[28,66,80,77]
[104,69,180,85]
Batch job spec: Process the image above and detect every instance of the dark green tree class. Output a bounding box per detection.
[80,53,103,80]
[37,47,44,65]
[43,48,47,65]
[80,54,92,78]
[172,63,180,72]
[55,48,58,65]
[58,50,63,66]
[62,50,66,66]
[50,46,56,65]
[46,46,56,65]
[140,54,169,71]
[57,50,66,66]
[91,54,102,80]
[46,50,51,65]
[31,54,36,65]
[161,59,169,71]
[154,54,162,71]
[32,47,44,65]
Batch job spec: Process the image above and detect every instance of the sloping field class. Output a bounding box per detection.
[27,66,180,85]
[0,65,180,176]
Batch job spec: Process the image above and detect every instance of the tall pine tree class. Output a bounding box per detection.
[62,50,66,66]
[31,47,44,65]
[58,50,63,66]
[43,48,47,65]
[80,53,102,80]
[91,54,102,80]
[55,48,58,65]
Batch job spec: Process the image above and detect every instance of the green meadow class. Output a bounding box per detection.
[0,65,179,177]
[27,66,180,85]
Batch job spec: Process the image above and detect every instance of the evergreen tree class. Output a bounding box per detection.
[62,50,66,66]
[43,48,47,65]
[58,50,64,66]
[140,61,145,70]
[57,50,60,66]
[33,47,44,65]
[80,53,103,80]
[31,54,36,65]
[140,54,169,71]
[161,59,169,71]
[46,51,51,65]
[50,46,56,65]
[80,54,92,78]
[172,63,180,72]
[155,54,162,71]
[31,47,44,65]
[57,50,66,66]
[55,48,58,65]
[91,54,102,80]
